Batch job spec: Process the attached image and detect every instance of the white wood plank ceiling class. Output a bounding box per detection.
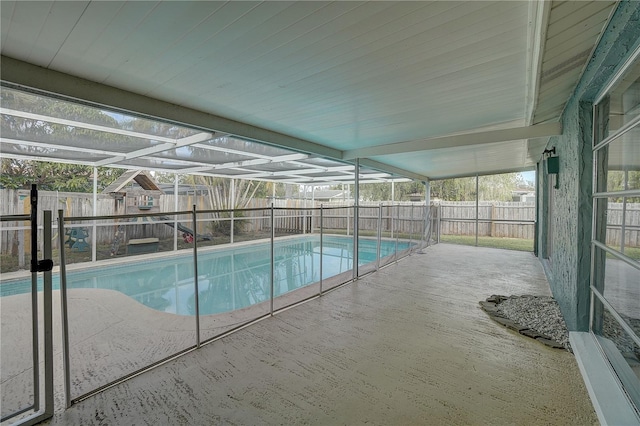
[0,1,619,181]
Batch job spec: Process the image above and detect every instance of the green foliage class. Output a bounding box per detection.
[1,88,131,191]
[208,211,246,236]
[357,173,528,202]
[432,173,527,202]
[604,171,640,202]
[359,181,426,201]
[0,159,124,192]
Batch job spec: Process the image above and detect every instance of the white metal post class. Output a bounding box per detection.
[57,210,71,408]
[353,159,359,279]
[42,211,54,417]
[475,174,479,247]
[192,205,200,347]
[174,175,179,251]
[270,203,275,315]
[319,204,324,295]
[92,167,97,262]
[230,179,235,244]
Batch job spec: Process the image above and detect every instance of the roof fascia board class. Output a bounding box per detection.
[343,122,562,160]
[0,56,343,160]
[525,0,551,125]
[429,166,536,181]
[358,159,428,182]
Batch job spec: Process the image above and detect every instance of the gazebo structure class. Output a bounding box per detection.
[1,1,639,424]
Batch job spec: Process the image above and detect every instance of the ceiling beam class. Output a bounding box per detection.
[343,122,562,160]
[428,166,536,181]
[95,132,214,166]
[525,0,551,125]
[0,138,121,156]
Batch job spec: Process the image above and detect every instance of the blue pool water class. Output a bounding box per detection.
[1,236,411,316]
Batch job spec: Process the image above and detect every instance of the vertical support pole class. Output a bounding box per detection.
[409,203,414,253]
[353,159,360,279]
[230,179,235,244]
[305,185,309,235]
[29,185,40,411]
[270,203,275,315]
[42,210,54,416]
[621,169,628,253]
[92,167,97,262]
[424,180,431,248]
[58,210,72,409]
[437,204,442,243]
[376,204,382,270]
[192,205,200,347]
[346,204,350,236]
[395,204,399,261]
[174,174,179,252]
[311,186,315,233]
[319,204,324,295]
[391,181,395,239]
[475,174,479,247]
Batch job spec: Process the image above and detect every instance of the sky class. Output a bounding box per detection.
[520,171,536,184]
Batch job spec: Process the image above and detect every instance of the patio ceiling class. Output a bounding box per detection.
[0,1,618,182]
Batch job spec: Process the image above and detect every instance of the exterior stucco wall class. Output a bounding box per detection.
[537,1,640,331]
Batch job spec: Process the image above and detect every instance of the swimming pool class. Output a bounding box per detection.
[1,235,411,315]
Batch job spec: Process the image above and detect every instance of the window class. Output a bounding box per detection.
[591,56,640,413]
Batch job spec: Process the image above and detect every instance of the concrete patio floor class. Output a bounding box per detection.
[41,243,597,425]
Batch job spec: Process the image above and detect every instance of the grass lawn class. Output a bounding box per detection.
[439,234,534,252]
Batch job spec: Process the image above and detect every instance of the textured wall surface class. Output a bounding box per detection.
[538,1,640,331]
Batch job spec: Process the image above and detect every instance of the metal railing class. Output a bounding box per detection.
[1,202,433,414]
[0,186,54,426]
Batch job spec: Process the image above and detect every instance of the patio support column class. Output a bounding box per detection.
[230,179,235,244]
[353,159,359,279]
[311,186,315,233]
[621,169,628,253]
[475,174,479,247]
[92,167,97,262]
[391,181,395,239]
[174,174,179,251]
[424,180,430,247]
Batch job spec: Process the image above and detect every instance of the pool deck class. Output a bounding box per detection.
[13,243,597,425]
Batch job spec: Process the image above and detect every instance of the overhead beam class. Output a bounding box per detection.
[1,108,181,143]
[95,132,214,166]
[358,159,428,182]
[343,122,562,160]
[428,166,536,181]
[0,138,121,157]
[525,0,551,125]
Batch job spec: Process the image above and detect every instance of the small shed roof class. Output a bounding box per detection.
[102,170,163,194]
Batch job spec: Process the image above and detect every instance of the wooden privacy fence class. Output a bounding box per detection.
[605,202,640,248]
[436,201,536,240]
[4,188,639,255]
[0,190,431,255]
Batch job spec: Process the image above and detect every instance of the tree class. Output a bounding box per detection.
[430,173,523,202]
[358,181,427,202]
[1,88,129,191]
[0,159,124,192]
